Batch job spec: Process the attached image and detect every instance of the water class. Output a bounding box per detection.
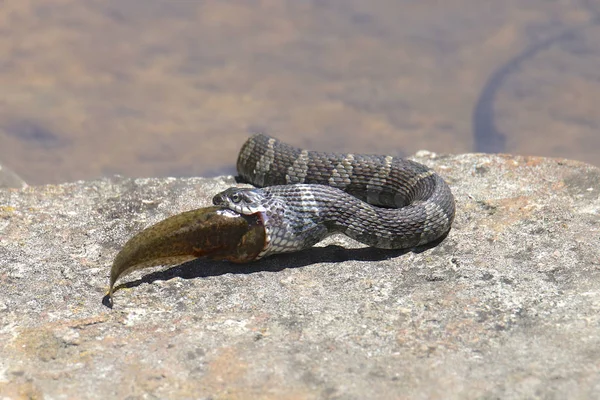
[0,0,598,185]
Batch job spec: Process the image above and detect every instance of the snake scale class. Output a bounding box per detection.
[213,134,455,258]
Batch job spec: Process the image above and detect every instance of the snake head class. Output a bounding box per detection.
[213,188,268,215]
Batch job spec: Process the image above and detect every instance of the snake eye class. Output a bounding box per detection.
[230,193,242,203]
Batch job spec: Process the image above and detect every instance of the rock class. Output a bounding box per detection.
[0,163,27,189]
[0,154,599,399]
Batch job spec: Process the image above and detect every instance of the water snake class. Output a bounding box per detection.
[107,134,456,302]
[213,134,455,258]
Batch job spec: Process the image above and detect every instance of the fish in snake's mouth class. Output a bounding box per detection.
[212,187,277,259]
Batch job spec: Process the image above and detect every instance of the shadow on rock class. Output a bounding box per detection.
[102,234,448,308]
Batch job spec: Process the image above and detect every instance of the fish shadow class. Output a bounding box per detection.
[102,233,448,308]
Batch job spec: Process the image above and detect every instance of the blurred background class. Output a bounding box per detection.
[0,0,599,186]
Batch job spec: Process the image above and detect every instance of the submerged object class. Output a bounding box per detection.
[108,206,265,302]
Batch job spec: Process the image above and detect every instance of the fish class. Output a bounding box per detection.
[108,206,265,304]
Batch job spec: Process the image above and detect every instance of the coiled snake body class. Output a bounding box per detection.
[213,134,455,258]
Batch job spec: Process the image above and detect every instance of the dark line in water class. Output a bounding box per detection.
[473,2,600,154]
[581,0,600,19]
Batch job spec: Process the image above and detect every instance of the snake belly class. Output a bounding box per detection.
[212,134,455,258]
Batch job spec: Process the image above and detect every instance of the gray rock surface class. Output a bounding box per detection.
[0,153,599,399]
[0,163,26,189]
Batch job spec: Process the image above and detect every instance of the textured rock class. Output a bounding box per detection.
[0,153,599,399]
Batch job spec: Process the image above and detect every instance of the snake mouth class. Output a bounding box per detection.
[251,210,272,260]
[229,204,257,216]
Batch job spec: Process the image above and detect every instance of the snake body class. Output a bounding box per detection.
[212,134,455,258]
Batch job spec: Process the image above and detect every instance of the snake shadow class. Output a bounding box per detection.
[102,233,448,307]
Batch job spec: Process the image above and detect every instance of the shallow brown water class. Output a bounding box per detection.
[0,0,599,185]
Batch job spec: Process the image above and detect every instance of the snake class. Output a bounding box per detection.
[212,134,455,259]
